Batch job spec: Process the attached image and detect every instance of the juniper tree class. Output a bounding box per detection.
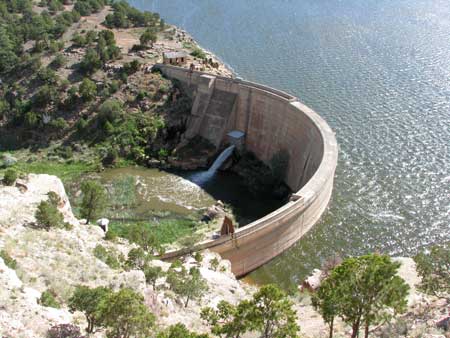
[414,243,449,300]
[314,254,409,338]
[80,180,106,224]
[68,285,111,333]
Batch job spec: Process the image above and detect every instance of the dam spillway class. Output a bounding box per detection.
[156,64,338,277]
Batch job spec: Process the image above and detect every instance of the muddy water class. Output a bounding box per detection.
[88,166,284,226]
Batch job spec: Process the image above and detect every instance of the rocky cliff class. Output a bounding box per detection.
[0,174,253,338]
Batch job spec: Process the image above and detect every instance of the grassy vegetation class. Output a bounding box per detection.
[1,157,97,182]
[110,218,198,246]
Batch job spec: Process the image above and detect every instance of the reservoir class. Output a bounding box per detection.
[128,0,450,289]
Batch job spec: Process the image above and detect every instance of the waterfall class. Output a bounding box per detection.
[189,145,235,186]
[208,145,235,173]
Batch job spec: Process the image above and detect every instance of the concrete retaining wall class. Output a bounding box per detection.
[156,64,338,277]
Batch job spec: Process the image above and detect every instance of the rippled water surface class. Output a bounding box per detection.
[129,0,450,289]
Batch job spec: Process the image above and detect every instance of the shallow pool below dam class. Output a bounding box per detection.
[70,167,284,230]
[129,0,450,289]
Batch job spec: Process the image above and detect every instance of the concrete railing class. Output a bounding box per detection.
[156,64,338,277]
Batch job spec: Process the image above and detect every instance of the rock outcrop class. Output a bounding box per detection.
[0,174,253,338]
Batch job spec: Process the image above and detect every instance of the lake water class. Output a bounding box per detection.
[128,0,450,289]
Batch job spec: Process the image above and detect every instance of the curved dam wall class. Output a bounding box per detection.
[156,64,338,277]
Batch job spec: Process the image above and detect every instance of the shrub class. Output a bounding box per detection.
[108,80,120,94]
[98,99,123,125]
[93,244,121,269]
[35,200,64,230]
[51,54,67,69]
[39,289,60,308]
[49,117,69,130]
[194,251,203,263]
[102,147,118,166]
[0,250,17,269]
[157,323,208,338]
[76,117,88,134]
[209,257,219,271]
[47,191,62,206]
[24,111,40,128]
[104,229,118,241]
[79,78,97,101]
[47,323,85,338]
[58,146,73,159]
[140,28,157,46]
[3,169,17,186]
[190,47,206,60]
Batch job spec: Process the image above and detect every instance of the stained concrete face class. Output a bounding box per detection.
[156,64,338,277]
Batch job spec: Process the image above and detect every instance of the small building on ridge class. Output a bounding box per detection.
[163,51,188,66]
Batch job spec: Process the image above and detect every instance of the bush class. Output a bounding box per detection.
[76,117,88,134]
[104,229,118,241]
[98,99,123,125]
[79,78,97,101]
[93,244,121,269]
[190,47,206,60]
[47,324,85,338]
[157,323,208,338]
[49,117,68,130]
[0,250,17,269]
[35,200,64,230]
[3,169,17,186]
[39,289,60,308]
[50,54,67,69]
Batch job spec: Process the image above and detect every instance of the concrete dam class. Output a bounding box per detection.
[156,64,338,277]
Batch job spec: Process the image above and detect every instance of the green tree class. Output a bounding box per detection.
[317,254,409,338]
[140,28,157,46]
[311,275,340,338]
[79,48,101,74]
[144,265,163,289]
[201,299,252,338]
[414,243,449,299]
[68,285,111,333]
[126,222,161,253]
[96,288,155,338]
[79,78,97,101]
[126,247,148,270]
[157,323,209,338]
[248,284,299,338]
[80,180,107,224]
[169,267,208,307]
